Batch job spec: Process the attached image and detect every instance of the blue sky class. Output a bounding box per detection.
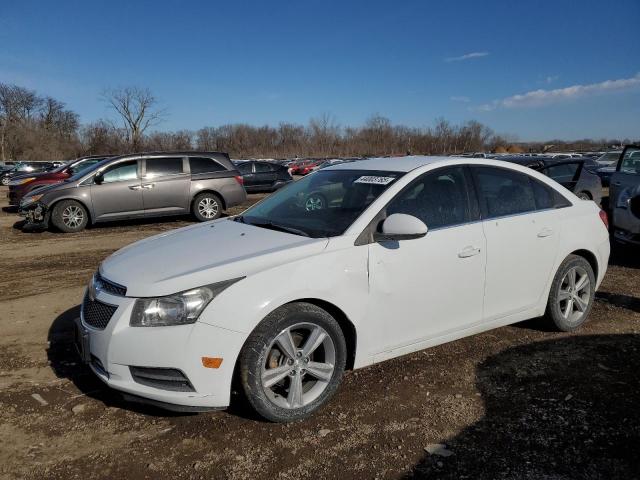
[1,0,639,141]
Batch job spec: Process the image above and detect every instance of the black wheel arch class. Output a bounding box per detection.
[569,248,599,280]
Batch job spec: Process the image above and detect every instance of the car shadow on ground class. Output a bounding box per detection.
[609,241,640,269]
[405,334,640,479]
[46,305,196,417]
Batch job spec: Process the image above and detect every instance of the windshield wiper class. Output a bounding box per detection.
[246,220,310,237]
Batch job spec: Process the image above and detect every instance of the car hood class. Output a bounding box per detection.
[100,219,329,297]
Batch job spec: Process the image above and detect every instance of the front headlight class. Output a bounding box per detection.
[20,194,43,206]
[130,278,244,327]
[617,189,631,209]
[10,177,36,186]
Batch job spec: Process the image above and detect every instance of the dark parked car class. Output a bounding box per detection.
[236,161,293,192]
[8,155,110,206]
[1,162,56,185]
[609,145,640,245]
[501,156,602,205]
[19,152,247,233]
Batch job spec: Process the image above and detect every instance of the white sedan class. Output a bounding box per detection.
[76,156,610,422]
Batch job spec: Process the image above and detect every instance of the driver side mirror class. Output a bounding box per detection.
[373,213,428,242]
[94,171,104,184]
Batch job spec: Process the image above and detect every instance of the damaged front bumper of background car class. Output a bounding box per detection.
[18,201,49,227]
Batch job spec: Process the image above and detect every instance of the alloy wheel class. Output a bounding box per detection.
[557,265,591,323]
[62,205,84,229]
[198,197,219,219]
[261,322,336,409]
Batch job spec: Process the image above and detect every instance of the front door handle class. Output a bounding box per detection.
[129,185,142,190]
[141,183,155,189]
[458,246,481,258]
[537,227,554,238]
[612,181,622,186]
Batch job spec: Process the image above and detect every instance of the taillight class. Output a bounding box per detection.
[234,175,244,185]
[598,209,609,229]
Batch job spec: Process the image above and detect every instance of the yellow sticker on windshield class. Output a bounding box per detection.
[354,176,396,185]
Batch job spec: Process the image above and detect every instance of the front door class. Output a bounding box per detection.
[90,159,144,221]
[253,162,276,189]
[141,157,190,216]
[367,166,486,356]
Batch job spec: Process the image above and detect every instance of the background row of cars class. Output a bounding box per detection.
[2,148,638,245]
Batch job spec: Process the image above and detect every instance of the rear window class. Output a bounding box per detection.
[255,162,273,173]
[189,157,225,174]
[146,157,184,177]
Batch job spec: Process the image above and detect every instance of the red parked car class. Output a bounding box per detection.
[7,155,110,206]
[291,160,321,175]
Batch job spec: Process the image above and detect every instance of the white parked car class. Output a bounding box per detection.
[76,157,610,422]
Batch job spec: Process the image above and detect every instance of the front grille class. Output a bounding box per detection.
[82,293,118,330]
[130,366,195,392]
[96,272,127,296]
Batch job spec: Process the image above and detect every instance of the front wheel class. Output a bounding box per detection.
[193,192,222,221]
[51,200,88,233]
[239,302,347,422]
[576,191,592,201]
[1,176,9,186]
[545,255,596,331]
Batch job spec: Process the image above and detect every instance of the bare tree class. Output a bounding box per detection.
[102,86,166,151]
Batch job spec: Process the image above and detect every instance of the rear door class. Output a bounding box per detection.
[141,156,190,215]
[90,159,144,221]
[471,166,564,321]
[253,162,277,189]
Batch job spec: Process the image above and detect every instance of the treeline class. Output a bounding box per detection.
[0,82,635,161]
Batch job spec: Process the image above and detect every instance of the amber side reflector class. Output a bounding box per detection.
[202,357,223,369]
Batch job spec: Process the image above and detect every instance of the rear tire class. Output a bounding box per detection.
[51,200,88,233]
[545,255,596,332]
[193,192,223,221]
[239,302,347,422]
[577,191,592,200]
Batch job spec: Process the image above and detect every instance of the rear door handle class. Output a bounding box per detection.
[538,227,554,238]
[612,181,622,186]
[128,185,142,190]
[458,246,481,258]
[141,183,155,189]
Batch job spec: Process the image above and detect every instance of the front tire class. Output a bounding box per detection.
[51,200,88,233]
[576,191,592,201]
[545,255,596,331]
[193,192,222,221]
[239,302,347,422]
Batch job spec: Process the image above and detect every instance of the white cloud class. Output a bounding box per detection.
[475,73,640,111]
[445,51,489,62]
[450,96,471,102]
[544,75,559,84]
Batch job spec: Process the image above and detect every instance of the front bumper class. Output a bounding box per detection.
[76,288,246,410]
[18,202,48,224]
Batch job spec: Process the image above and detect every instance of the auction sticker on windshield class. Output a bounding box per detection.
[354,175,396,185]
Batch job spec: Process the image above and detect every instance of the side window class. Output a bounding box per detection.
[530,178,571,210]
[254,162,273,173]
[189,157,225,174]
[543,163,579,183]
[101,160,138,183]
[474,167,537,218]
[145,157,184,177]
[386,166,471,229]
[237,162,253,174]
[620,147,640,174]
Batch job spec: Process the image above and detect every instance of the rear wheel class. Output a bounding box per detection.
[576,191,592,200]
[239,302,347,422]
[51,200,88,233]
[193,192,222,221]
[545,255,595,331]
[1,176,9,186]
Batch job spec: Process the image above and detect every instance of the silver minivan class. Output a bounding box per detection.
[18,152,247,232]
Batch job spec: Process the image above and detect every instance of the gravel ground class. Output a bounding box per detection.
[0,186,638,480]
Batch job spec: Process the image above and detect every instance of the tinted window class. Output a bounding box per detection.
[189,157,225,174]
[544,163,579,183]
[254,162,273,173]
[145,157,184,177]
[474,167,537,218]
[101,160,138,183]
[237,162,253,174]
[68,158,104,175]
[387,167,471,229]
[620,147,640,174]
[530,178,571,210]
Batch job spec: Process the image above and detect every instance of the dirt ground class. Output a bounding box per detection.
[0,186,638,480]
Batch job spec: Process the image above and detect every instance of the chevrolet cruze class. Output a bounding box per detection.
[76,156,610,422]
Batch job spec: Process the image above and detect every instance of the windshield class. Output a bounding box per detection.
[239,169,402,238]
[66,157,114,182]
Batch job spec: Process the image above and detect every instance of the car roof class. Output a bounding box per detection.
[326,156,451,172]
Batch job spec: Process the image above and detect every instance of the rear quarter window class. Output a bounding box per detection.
[189,157,226,174]
[473,166,537,218]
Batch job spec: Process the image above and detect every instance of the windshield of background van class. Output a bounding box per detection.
[241,170,403,238]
